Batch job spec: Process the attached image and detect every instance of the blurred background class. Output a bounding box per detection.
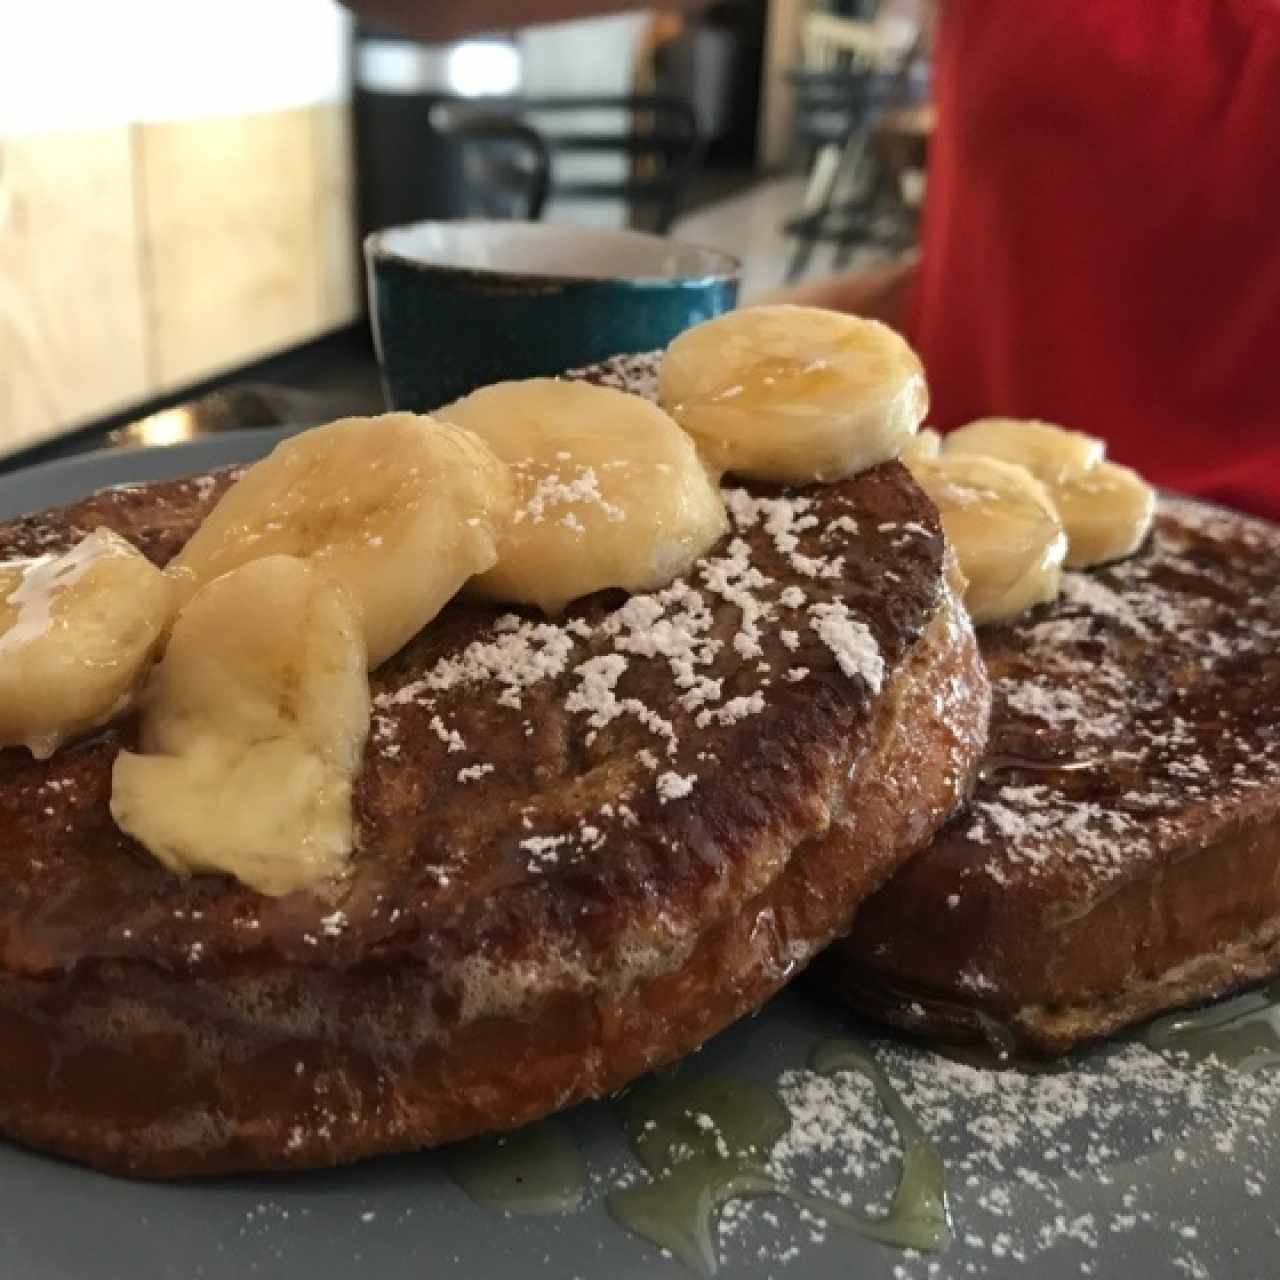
[0,0,928,465]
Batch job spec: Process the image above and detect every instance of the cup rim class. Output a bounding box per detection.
[364,219,740,287]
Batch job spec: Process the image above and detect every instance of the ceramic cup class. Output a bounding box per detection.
[364,220,740,412]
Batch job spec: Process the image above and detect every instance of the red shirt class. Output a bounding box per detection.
[908,0,1280,519]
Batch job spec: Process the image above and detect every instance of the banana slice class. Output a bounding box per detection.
[944,418,1104,485]
[902,426,941,465]
[1054,460,1156,568]
[658,304,928,484]
[111,556,370,897]
[0,529,174,759]
[943,417,1154,567]
[438,378,728,614]
[169,414,514,667]
[908,455,1067,626]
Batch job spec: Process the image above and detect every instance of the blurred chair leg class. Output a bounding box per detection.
[802,142,843,216]
[832,135,880,267]
[786,138,849,281]
[786,230,820,282]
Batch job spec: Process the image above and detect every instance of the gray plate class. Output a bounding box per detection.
[0,439,1274,1280]
[0,430,297,519]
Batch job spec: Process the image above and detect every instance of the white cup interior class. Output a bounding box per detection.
[369,220,737,282]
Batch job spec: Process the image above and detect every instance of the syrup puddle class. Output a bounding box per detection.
[444,1118,585,1215]
[442,994,1280,1273]
[606,1039,949,1275]
[1144,976,1280,1072]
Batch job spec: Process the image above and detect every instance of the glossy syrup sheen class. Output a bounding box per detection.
[979,753,1107,782]
[444,1119,585,1215]
[443,986,1280,1271]
[606,1039,950,1275]
[442,1041,950,1273]
[1144,977,1280,1073]
[693,353,843,410]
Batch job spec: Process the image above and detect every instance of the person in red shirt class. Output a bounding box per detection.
[781,0,1280,520]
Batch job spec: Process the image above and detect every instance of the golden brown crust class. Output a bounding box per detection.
[0,464,941,978]
[829,499,1280,1055]
[0,448,988,1174]
[0,585,984,1177]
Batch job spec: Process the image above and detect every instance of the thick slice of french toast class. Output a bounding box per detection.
[826,498,1280,1054]
[0,417,987,1176]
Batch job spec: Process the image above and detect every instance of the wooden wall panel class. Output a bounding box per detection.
[312,101,361,331]
[136,107,325,391]
[0,127,152,454]
[758,0,805,170]
[1,102,359,451]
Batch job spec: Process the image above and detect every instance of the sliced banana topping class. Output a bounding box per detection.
[902,426,941,465]
[942,417,1154,568]
[169,414,514,667]
[111,556,370,897]
[658,304,927,484]
[1054,460,1156,569]
[944,417,1103,484]
[438,378,728,615]
[0,529,174,759]
[908,455,1067,626]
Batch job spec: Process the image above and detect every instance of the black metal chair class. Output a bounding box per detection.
[431,94,702,233]
[427,105,551,221]
[781,1,929,283]
[783,65,909,279]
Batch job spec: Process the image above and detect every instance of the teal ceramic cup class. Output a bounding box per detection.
[365,220,740,412]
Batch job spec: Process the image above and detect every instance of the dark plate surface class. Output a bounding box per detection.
[0,439,1275,1280]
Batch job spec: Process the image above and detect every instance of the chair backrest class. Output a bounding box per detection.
[802,13,897,72]
[428,102,551,221]
[790,8,924,150]
[786,66,903,148]
[432,93,702,233]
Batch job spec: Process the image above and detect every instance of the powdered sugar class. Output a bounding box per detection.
[967,787,1139,879]
[375,618,578,712]
[429,716,466,753]
[721,489,846,580]
[996,680,1122,741]
[588,986,1280,1278]
[848,1029,1280,1279]
[808,602,884,693]
[512,462,625,526]
[364,422,916,862]
[956,502,1280,895]
[696,691,766,728]
[564,654,630,730]
[656,771,696,803]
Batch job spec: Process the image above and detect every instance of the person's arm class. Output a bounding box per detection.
[342,0,702,42]
[758,253,919,333]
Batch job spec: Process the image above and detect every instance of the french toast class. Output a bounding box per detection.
[0,383,988,1175]
[825,497,1280,1054]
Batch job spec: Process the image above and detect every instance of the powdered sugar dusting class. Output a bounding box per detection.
[956,501,1280,897]
[585,984,1280,1278]
[656,771,696,803]
[808,601,884,693]
[366,468,907,871]
[0,347,942,980]
[512,461,625,526]
[758,1027,1280,1278]
[374,618,577,712]
[362,352,931,874]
